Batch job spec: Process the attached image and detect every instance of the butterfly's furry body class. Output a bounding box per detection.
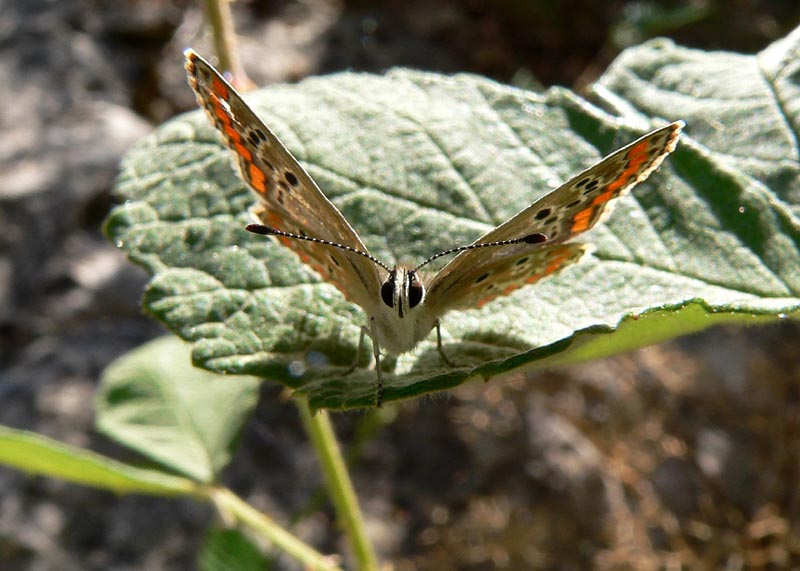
[184,49,684,407]
[369,266,439,355]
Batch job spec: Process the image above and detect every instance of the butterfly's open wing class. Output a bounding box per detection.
[185,50,383,308]
[425,121,683,311]
[429,243,589,311]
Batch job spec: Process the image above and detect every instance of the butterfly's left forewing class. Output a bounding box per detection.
[425,121,683,312]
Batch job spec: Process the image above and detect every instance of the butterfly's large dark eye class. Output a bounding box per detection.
[408,272,424,308]
[381,275,395,308]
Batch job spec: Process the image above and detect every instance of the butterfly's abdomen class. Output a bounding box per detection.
[371,305,438,355]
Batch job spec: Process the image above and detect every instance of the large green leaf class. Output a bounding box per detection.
[105,28,800,410]
[596,31,800,206]
[96,336,261,482]
[0,426,198,496]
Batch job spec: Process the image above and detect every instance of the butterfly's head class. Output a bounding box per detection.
[380,266,424,319]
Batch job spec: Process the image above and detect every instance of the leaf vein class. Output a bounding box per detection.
[756,48,800,162]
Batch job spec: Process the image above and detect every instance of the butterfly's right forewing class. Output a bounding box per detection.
[185,50,383,309]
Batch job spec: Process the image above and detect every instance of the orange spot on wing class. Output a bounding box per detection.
[476,295,496,308]
[211,76,229,100]
[591,189,615,205]
[570,207,593,233]
[311,263,328,279]
[608,140,649,192]
[210,97,247,152]
[265,211,284,227]
[214,104,230,125]
[261,211,314,267]
[248,163,267,193]
[628,140,649,163]
[233,141,252,161]
[545,252,571,275]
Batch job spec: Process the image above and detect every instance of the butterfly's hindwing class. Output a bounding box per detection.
[430,243,589,311]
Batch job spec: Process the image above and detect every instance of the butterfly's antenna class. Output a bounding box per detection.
[413,232,548,272]
[246,224,394,273]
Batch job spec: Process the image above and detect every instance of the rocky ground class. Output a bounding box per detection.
[2,1,800,569]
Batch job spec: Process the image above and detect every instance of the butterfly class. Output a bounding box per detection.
[184,49,684,406]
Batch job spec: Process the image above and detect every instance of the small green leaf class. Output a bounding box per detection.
[107,28,800,409]
[199,527,270,571]
[96,336,261,482]
[0,426,197,496]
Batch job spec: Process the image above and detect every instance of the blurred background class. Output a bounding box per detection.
[2,1,800,569]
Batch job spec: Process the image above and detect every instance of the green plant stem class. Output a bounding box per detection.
[200,0,250,85]
[210,487,344,571]
[297,398,379,571]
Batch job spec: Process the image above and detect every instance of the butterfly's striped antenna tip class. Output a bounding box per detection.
[414,232,549,272]
[245,224,393,272]
[245,223,277,236]
[524,232,548,244]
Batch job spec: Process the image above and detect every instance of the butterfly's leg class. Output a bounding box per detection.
[345,326,367,375]
[369,317,384,407]
[345,320,383,406]
[435,320,457,368]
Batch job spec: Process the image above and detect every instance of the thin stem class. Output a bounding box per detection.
[297,398,379,571]
[209,487,344,571]
[200,0,252,88]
